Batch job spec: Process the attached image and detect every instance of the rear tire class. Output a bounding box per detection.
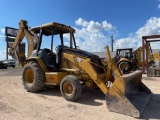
[22,61,45,92]
[119,61,130,72]
[132,64,137,71]
[60,75,82,101]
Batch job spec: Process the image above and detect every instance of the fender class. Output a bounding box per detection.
[118,58,130,64]
[26,57,49,72]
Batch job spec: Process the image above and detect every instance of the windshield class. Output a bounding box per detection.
[39,31,77,53]
[117,49,135,59]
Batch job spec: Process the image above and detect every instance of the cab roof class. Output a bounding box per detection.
[30,22,75,36]
[117,48,133,51]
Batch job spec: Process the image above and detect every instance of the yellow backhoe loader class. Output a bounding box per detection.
[154,52,160,62]
[134,44,154,68]
[9,20,151,118]
[114,48,138,73]
[114,45,154,73]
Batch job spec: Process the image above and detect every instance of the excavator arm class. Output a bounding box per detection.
[9,20,39,67]
[134,43,154,67]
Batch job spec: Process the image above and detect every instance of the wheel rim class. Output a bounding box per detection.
[63,81,73,96]
[25,68,34,83]
[120,63,127,69]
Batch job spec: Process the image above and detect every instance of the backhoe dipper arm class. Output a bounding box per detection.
[9,20,39,66]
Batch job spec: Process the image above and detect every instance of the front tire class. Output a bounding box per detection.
[60,75,82,101]
[22,61,45,92]
[119,61,130,72]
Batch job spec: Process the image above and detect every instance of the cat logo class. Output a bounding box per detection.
[75,57,82,62]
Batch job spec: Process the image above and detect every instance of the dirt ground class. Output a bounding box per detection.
[0,68,160,120]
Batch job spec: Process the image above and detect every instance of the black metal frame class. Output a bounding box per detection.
[116,48,134,58]
[5,27,18,37]
[36,27,77,56]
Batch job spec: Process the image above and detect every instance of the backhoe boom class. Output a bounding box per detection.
[9,20,39,66]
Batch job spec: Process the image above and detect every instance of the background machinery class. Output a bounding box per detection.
[9,20,151,118]
[140,35,160,77]
[134,44,154,68]
[115,48,138,72]
[114,44,155,73]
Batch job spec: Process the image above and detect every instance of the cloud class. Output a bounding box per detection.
[73,18,116,52]
[75,31,108,52]
[86,21,102,32]
[158,4,160,9]
[73,17,160,52]
[75,18,115,33]
[0,49,13,60]
[114,37,139,49]
[102,20,115,31]
[136,17,160,37]
[75,18,89,27]
[114,17,160,50]
[1,28,5,34]
[0,28,5,38]
[0,50,6,60]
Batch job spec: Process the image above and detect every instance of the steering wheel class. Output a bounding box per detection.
[43,48,52,57]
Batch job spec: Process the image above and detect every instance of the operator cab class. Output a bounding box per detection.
[30,22,77,70]
[116,48,135,61]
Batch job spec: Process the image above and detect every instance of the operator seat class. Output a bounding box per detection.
[38,48,55,69]
[56,45,65,68]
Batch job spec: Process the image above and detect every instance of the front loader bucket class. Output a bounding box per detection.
[105,70,151,118]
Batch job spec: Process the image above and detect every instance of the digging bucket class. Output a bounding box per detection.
[105,70,151,118]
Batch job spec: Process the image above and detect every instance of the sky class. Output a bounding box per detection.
[0,0,160,60]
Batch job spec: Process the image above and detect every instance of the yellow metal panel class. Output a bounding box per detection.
[45,72,69,85]
[134,47,142,67]
[26,57,49,72]
[63,52,108,94]
[118,58,130,63]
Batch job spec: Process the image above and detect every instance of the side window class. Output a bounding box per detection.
[40,35,52,50]
[63,33,70,47]
[40,35,61,53]
[54,35,62,52]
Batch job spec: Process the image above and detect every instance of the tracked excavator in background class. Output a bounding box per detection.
[9,20,151,118]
